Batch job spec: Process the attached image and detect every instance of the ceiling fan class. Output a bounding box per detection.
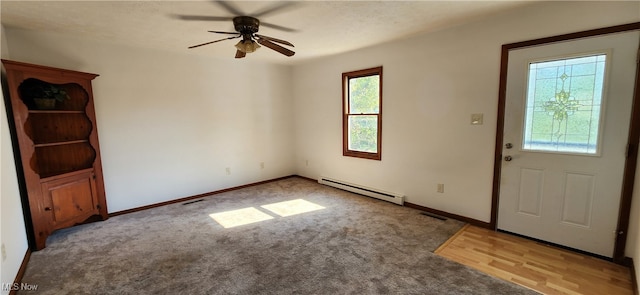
[174,1,296,59]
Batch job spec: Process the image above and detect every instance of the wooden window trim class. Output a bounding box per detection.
[342,66,383,160]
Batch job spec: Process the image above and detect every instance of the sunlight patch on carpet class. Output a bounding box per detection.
[261,199,325,217]
[209,207,274,228]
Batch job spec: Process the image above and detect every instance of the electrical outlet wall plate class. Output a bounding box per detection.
[471,113,484,125]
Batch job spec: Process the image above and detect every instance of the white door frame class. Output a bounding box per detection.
[491,22,640,264]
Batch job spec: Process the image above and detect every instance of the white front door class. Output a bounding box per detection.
[497,31,639,257]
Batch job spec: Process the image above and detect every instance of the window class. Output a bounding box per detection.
[342,66,382,160]
[522,53,607,155]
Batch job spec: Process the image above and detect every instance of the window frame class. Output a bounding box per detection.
[342,66,383,160]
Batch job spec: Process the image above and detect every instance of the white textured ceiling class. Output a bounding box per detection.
[1,1,535,64]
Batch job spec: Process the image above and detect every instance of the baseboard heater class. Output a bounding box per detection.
[318,176,404,205]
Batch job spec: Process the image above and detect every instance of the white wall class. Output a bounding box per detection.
[4,28,296,213]
[293,1,640,222]
[294,1,639,289]
[0,24,29,294]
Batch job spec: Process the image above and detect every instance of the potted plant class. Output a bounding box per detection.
[20,79,70,110]
[33,84,69,110]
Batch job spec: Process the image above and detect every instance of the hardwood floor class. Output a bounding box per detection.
[435,225,634,295]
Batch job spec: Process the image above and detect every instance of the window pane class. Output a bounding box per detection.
[342,66,382,160]
[349,75,379,114]
[523,54,606,154]
[348,115,378,153]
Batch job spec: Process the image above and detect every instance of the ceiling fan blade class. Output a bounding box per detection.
[215,1,245,16]
[235,50,246,59]
[188,35,240,49]
[260,22,298,33]
[255,34,294,47]
[172,14,233,22]
[208,31,240,35]
[256,38,295,57]
[251,2,298,18]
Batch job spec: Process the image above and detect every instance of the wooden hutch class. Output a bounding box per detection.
[2,60,108,250]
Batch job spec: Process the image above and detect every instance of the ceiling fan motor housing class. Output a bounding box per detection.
[233,16,260,34]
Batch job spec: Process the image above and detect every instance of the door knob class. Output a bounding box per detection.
[44,207,52,211]
[504,155,513,161]
[505,143,513,149]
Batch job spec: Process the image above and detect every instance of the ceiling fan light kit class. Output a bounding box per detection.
[235,39,260,53]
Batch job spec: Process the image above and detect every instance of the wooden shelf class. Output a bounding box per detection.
[34,139,88,148]
[26,112,93,145]
[29,110,85,114]
[33,141,96,178]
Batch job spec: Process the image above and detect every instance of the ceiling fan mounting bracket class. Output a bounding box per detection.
[233,16,260,34]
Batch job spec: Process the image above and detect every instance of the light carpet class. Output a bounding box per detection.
[19,177,537,294]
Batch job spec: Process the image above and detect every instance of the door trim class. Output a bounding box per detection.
[491,22,640,264]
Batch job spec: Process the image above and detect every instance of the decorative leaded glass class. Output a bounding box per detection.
[522,54,606,154]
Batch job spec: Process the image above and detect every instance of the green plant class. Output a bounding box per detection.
[38,84,70,102]
[21,79,70,102]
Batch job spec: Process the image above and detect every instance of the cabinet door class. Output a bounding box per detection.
[41,170,100,230]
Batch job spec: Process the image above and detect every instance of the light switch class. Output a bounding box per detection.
[471,113,483,125]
